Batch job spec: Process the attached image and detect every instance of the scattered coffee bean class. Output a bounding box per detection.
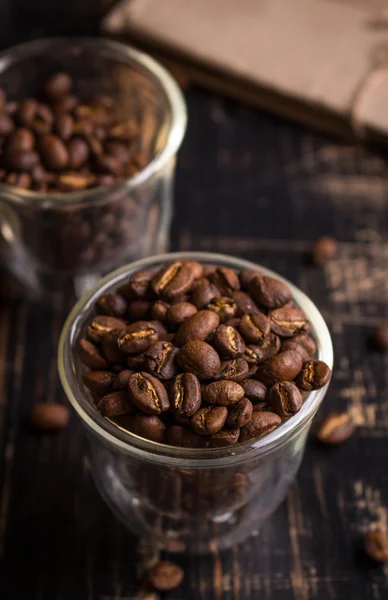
[372,323,388,352]
[311,236,337,265]
[147,560,184,591]
[315,412,356,444]
[296,360,331,391]
[79,260,331,448]
[364,531,388,563]
[268,381,303,417]
[30,403,70,431]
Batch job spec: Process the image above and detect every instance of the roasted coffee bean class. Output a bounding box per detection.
[239,268,262,290]
[178,341,221,380]
[96,293,127,318]
[268,382,303,417]
[175,310,219,346]
[0,114,14,135]
[78,338,108,369]
[216,358,249,382]
[129,371,170,414]
[315,412,356,444]
[5,172,32,189]
[241,379,267,402]
[239,312,270,343]
[204,380,245,406]
[98,391,134,417]
[250,275,292,309]
[117,321,158,354]
[87,315,126,343]
[151,300,170,322]
[166,425,205,448]
[311,236,337,265]
[372,323,388,351]
[58,172,95,190]
[191,406,228,435]
[127,269,153,299]
[55,113,73,140]
[210,266,240,295]
[244,333,281,364]
[167,302,197,328]
[39,134,69,170]
[213,325,245,358]
[256,350,303,387]
[152,261,197,298]
[190,278,219,309]
[207,428,240,447]
[247,364,257,377]
[6,128,35,153]
[224,317,241,328]
[104,140,130,164]
[364,531,388,563]
[291,334,317,357]
[101,329,125,364]
[227,398,253,427]
[68,137,89,169]
[240,411,282,442]
[295,360,331,391]
[207,297,237,322]
[232,290,259,316]
[147,561,184,591]
[30,403,70,431]
[127,300,151,321]
[44,72,73,100]
[127,353,146,370]
[269,307,309,337]
[82,370,115,395]
[15,99,37,126]
[95,154,121,175]
[170,372,201,416]
[253,402,273,412]
[112,369,133,390]
[144,341,178,380]
[5,149,39,172]
[132,414,166,442]
[280,339,310,361]
[182,259,203,279]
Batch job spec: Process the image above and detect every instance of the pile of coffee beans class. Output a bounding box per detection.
[78,260,332,448]
[0,72,144,192]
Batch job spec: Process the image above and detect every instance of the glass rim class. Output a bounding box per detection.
[0,37,187,208]
[58,251,334,467]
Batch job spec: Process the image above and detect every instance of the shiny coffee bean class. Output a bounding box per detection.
[269,307,309,337]
[241,379,267,402]
[117,321,158,354]
[268,381,303,417]
[239,411,281,442]
[243,333,281,364]
[280,339,310,361]
[249,275,292,309]
[96,293,127,318]
[213,325,245,358]
[216,358,249,382]
[82,370,115,395]
[190,278,219,309]
[144,341,178,380]
[207,297,237,322]
[232,290,259,316]
[170,372,201,417]
[239,268,262,290]
[78,338,108,369]
[151,300,170,322]
[315,412,356,444]
[112,369,133,390]
[191,406,228,435]
[152,261,197,299]
[256,350,303,387]
[227,398,253,427]
[210,266,240,295]
[295,360,331,391]
[175,310,219,346]
[239,312,270,343]
[128,371,170,414]
[101,329,125,364]
[207,428,240,447]
[39,134,69,170]
[167,302,197,328]
[178,341,221,380]
[204,380,244,406]
[87,315,126,343]
[132,414,166,442]
[98,391,134,417]
[127,269,153,299]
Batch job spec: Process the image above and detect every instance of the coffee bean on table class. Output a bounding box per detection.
[147,560,184,591]
[311,236,337,265]
[170,372,201,416]
[315,412,356,444]
[30,403,70,431]
[204,380,244,406]
[249,275,292,309]
[295,360,331,391]
[372,323,388,352]
[240,411,282,442]
[364,531,388,563]
[227,398,253,427]
[191,406,228,435]
[268,382,303,417]
[178,341,221,380]
[129,371,170,414]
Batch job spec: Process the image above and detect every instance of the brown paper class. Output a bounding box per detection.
[102,0,388,143]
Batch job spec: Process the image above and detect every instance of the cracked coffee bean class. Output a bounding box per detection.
[79,259,331,448]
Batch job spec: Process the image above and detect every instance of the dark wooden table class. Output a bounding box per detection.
[1,7,388,599]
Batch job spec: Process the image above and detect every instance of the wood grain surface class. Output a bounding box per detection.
[1,6,388,598]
